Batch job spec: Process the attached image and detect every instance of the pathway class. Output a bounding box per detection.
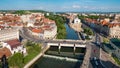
[80,44,91,68]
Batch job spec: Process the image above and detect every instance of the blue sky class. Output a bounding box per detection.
[0,0,120,12]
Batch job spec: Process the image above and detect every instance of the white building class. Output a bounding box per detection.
[21,15,31,23]
[0,28,19,42]
[27,20,35,27]
[74,18,81,24]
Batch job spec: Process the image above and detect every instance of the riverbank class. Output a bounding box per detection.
[69,23,83,32]
[24,45,50,68]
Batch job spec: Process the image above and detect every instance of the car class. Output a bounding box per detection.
[96,41,100,45]
[93,57,97,60]
[93,57,99,66]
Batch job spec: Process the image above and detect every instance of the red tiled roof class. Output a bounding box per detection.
[43,18,55,24]
[108,23,120,28]
[8,23,23,26]
[0,47,12,58]
[101,20,108,25]
[43,25,50,28]
[42,25,51,30]
[6,39,21,50]
[32,28,43,33]
[0,25,4,29]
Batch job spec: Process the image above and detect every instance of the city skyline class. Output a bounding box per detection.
[0,0,120,12]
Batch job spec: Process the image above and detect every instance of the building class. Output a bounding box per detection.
[74,18,81,24]
[1,39,26,54]
[0,28,19,42]
[84,17,120,38]
[29,24,57,39]
[31,28,44,39]
[44,25,57,39]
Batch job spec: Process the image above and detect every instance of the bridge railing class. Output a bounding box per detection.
[53,39,86,43]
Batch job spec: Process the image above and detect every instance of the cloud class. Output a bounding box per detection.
[72,5,81,9]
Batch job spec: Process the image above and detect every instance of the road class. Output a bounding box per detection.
[82,22,105,68]
[89,33,105,68]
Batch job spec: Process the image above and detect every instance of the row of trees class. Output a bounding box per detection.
[83,28,94,35]
[45,13,67,39]
[78,15,100,20]
[78,14,114,20]
[13,10,30,15]
[13,10,48,15]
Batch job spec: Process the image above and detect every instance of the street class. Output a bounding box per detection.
[89,33,105,68]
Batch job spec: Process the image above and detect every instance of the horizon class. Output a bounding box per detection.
[0,0,120,12]
[0,10,120,13]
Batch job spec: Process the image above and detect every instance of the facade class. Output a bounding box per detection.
[109,25,120,38]
[0,28,19,42]
[44,25,57,39]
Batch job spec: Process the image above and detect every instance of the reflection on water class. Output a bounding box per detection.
[32,55,82,68]
[32,46,86,68]
[65,23,79,40]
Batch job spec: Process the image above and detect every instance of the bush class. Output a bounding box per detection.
[103,37,109,44]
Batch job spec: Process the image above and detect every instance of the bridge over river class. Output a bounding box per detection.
[47,39,86,48]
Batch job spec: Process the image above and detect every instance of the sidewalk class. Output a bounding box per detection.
[80,45,91,68]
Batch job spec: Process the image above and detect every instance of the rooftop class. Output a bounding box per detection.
[0,47,12,58]
[6,39,21,50]
[32,28,43,33]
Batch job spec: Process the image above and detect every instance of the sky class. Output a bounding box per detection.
[0,0,120,12]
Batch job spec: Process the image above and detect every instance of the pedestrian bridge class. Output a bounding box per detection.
[47,43,86,48]
[46,39,86,48]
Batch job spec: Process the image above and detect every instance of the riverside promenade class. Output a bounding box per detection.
[24,45,50,68]
[69,23,83,32]
[80,45,91,68]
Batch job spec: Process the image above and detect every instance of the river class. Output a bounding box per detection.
[65,23,79,40]
[31,23,84,68]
